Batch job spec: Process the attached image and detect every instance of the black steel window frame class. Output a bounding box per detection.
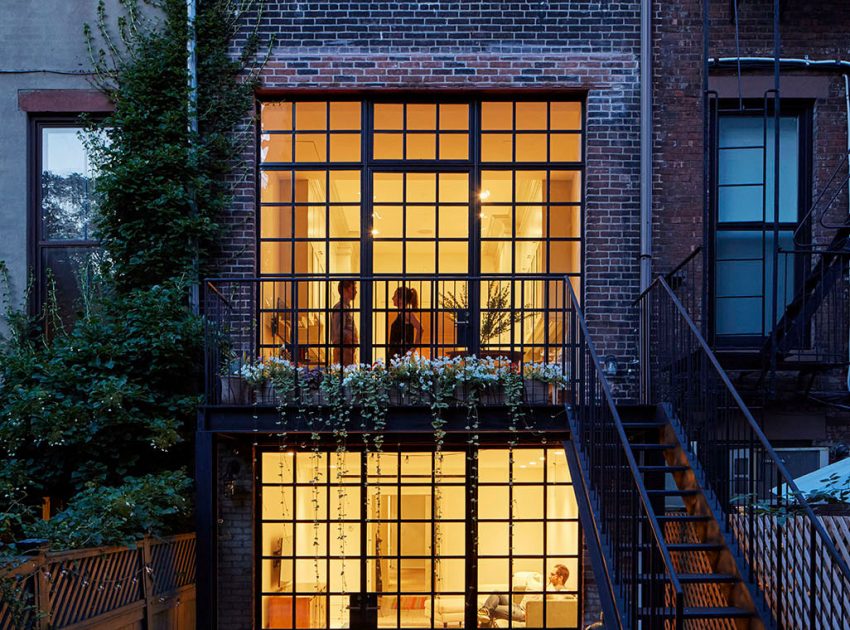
[707,99,812,348]
[255,95,586,361]
[28,115,104,320]
[255,439,582,630]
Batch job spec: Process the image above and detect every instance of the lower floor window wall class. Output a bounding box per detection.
[259,445,580,629]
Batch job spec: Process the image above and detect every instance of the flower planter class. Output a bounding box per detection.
[481,385,506,406]
[254,382,277,405]
[524,380,550,405]
[299,385,322,406]
[219,375,250,404]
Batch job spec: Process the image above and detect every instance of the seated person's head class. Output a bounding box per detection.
[549,564,569,587]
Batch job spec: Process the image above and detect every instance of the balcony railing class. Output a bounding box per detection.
[203,275,576,406]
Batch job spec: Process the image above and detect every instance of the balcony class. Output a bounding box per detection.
[203,275,576,427]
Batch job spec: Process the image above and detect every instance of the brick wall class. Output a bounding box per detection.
[217,442,254,630]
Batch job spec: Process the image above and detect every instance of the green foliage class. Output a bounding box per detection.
[27,471,192,550]
[84,0,263,288]
[0,282,202,507]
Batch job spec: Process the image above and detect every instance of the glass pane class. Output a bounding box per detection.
[373,242,403,273]
[261,171,293,203]
[329,206,360,238]
[718,184,763,223]
[41,247,101,327]
[439,103,468,130]
[263,451,295,483]
[481,171,513,203]
[260,241,293,274]
[549,171,581,203]
[439,133,468,160]
[481,241,512,274]
[439,207,468,238]
[513,522,544,555]
[482,102,513,130]
[478,485,509,520]
[550,102,582,130]
[295,134,327,162]
[372,205,403,238]
[294,171,327,203]
[439,172,468,203]
[329,171,360,202]
[406,133,436,160]
[295,101,327,130]
[550,134,581,162]
[478,558,509,588]
[516,134,548,162]
[374,103,403,129]
[41,127,100,240]
[482,134,512,162]
[406,241,436,273]
[548,206,580,238]
[374,133,403,159]
[516,170,546,203]
[718,147,762,186]
[328,242,360,274]
[439,242,468,273]
[546,450,571,483]
[373,172,403,202]
[329,134,360,162]
[261,102,293,130]
[549,242,581,274]
[407,205,436,238]
[330,101,361,130]
[478,522,510,556]
[260,133,292,163]
[407,103,436,130]
[516,103,547,130]
[406,172,437,202]
[547,521,580,555]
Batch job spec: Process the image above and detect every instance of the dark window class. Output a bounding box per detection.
[711,108,808,345]
[32,119,104,328]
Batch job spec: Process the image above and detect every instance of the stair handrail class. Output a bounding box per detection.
[566,281,685,627]
[645,275,850,626]
[793,147,850,244]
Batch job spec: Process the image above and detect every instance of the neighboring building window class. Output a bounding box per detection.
[257,99,584,363]
[33,120,103,327]
[713,112,804,343]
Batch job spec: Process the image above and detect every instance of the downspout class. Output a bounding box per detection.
[187,0,200,315]
[845,74,850,392]
[639,0,653,400]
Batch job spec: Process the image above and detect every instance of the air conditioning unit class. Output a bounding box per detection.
[728,447,829,501]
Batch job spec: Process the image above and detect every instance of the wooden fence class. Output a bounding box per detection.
[0,534,195,630]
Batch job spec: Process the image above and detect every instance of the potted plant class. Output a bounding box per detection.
[522,362,569,404]
[387,352,434,405]
[267,356,299,407]
[299,367,324,406]
[239,358,273,404]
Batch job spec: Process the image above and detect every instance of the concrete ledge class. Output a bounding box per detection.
[18,89,113,113]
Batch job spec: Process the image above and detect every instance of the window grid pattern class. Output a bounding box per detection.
[258,447,580,629]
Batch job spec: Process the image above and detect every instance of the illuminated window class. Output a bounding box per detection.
[257,99,584,362]
[259,446,580,629]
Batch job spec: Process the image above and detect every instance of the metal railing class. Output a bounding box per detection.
[566,281,684,628]
[766,249,850,367]
[640,276,850,628]
[204,275,575,405]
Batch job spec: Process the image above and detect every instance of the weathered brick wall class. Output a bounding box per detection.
[653,0,850,273]
[217,442,253,630]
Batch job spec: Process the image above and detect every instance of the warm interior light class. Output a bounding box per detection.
[478,189,491,200]
[371,228,379,236]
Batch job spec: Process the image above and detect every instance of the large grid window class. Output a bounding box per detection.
[258,98,584,363]
[258,447,580,629]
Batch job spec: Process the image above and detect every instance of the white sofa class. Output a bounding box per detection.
[427,572,578,628]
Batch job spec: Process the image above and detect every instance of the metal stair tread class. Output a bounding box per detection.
[628,442,678,450]
[637,465,689,472]
[638,573,739,584]
[656,514,711,523]
[646,488,700,496]
[637,606,753,619]
[666,542,725,552]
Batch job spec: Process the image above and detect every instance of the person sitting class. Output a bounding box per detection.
[329,280,358,366]
[387,286,422,358]
[477,564,569,628]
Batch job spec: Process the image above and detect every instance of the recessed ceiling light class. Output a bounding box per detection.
[479,189,491,200]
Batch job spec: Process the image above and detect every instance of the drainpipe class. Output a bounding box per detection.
[845,74,850,391]
[187,0,200,315]
[638,0,653,400]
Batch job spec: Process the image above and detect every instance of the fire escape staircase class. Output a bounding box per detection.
[563,277,850,629]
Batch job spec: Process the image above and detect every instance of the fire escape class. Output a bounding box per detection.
[567,1,850,627]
